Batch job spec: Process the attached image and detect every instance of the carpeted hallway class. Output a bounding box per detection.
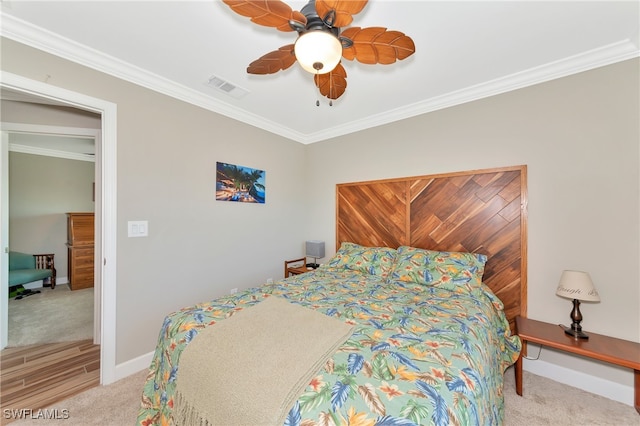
[7,284,93,347]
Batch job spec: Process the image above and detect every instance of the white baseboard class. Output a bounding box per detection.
[22,281,48,290]
[523,358,633,407]
[112,350,154,383]
[22,277,69,290]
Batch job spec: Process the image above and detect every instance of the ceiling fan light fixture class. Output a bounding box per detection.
[294,30,342,74]
[223,0,416,102]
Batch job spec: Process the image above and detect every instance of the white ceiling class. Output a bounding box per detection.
[1,1,638,144]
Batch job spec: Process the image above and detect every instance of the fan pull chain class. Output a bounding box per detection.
[328,72,333,106]
[313,72,334,107]
[315,71,320,107]
[329,73,333,105]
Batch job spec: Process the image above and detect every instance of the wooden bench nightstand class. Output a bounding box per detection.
[35,253,56,289]
[286,265,312,276]
[284,258,312,278]
[515,316,640,414]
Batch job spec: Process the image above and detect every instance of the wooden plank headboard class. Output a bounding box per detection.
[336,165,528,331]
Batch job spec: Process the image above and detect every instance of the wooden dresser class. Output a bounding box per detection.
[66,212,94,290]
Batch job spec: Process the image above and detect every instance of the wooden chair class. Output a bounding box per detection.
[284,257,306,278]
[34,253,56,289]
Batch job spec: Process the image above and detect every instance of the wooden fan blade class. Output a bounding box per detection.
[315,0,368,28]
[341,27,415,65]
[314,63,347,100]
[222,0,306,32]
[246,44,296,74]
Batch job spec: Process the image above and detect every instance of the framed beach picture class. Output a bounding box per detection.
[216,162,266,203]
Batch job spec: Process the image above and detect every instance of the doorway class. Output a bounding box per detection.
[0,72,118,384]
[5,128,97,348]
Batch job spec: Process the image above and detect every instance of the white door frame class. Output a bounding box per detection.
[3,123,101,345]
[1,133,8,342]
[0,71,118,385]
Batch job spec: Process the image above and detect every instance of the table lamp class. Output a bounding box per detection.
[555,270,600,339]
[305,240,325,269]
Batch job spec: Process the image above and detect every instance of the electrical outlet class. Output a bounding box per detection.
[230,288,238,294]
[266,278,273,284]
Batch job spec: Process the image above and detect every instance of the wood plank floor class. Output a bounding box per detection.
[0,340,100,425]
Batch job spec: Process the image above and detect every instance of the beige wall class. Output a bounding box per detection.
[3,100,100,280]
[8,151,95,280]
[1,38,308,363]
[2,36,638,398]
[1,99,101,128]
[306,58,639,391]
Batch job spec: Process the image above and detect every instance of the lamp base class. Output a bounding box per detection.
[306,263,320,269]
[562,326,589,340]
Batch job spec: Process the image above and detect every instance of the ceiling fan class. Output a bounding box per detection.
[222,0,416,103]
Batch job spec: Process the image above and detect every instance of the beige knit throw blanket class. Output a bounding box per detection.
[172,296,355,426]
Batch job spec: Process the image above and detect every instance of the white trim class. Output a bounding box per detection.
[0,133,8,349]
[0,71,118,385]
[9,143,95,162]
[1,12,638,144]
[99,90,117,384]
[22,278,68,290]
[113,350,154,382]
[523,358,634,407]
[1,122,98,137]
[307,40,640,144]
[3,122,98,161]
[0,13,305,143]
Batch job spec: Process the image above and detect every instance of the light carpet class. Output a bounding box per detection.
[10,368,639,425]
[503,368,639,425]
[7,284,93,347]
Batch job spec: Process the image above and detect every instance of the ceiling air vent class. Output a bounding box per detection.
[205,75,249,100]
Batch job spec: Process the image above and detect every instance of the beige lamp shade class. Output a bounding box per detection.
[294,31,342,74]
[556,270,600,302]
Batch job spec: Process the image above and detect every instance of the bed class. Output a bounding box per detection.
[137,165,527,426]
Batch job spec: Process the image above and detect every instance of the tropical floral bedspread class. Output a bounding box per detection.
[137,266,520,426]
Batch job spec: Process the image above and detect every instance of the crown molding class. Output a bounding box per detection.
[304,39,640,143]
[0,13,306,142]
[2,12,638,145]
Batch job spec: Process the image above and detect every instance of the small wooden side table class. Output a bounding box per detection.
[284,258,315,278]
[515,316,640,414]
[34,253,56,289]
[286,265,312,277]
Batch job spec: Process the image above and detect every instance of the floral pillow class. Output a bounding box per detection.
[327,242,397,278]
[387,245,488,292]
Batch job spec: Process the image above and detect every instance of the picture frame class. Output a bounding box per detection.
[216,162,265,203]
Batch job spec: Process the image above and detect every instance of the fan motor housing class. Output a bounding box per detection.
[293,1,340,37]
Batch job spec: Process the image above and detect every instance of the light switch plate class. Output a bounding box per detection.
[128,220,148,237]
